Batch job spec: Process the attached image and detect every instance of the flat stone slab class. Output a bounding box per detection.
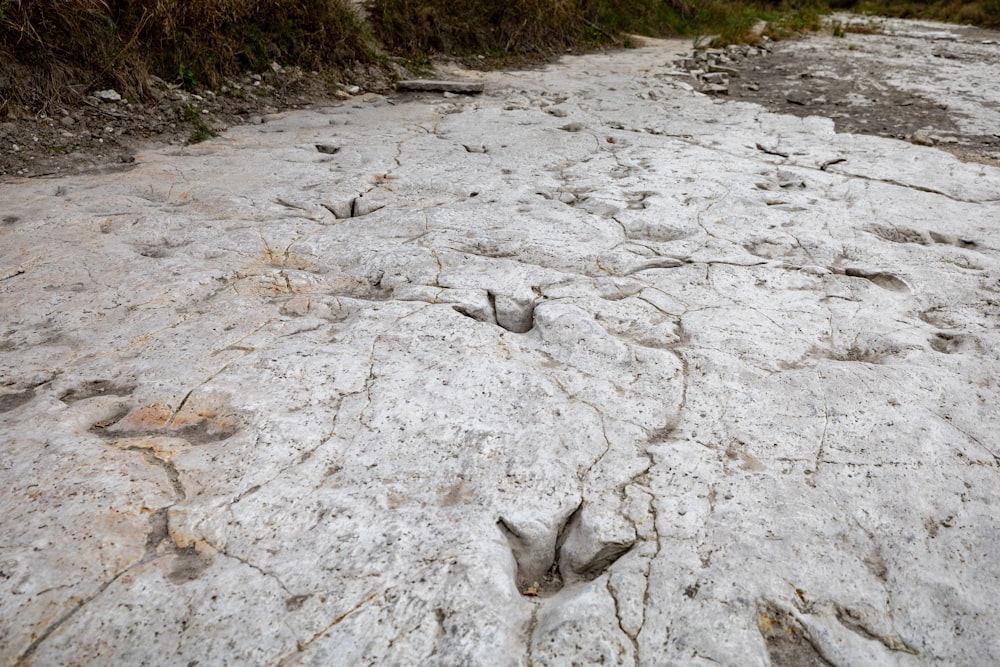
[2,24,1000,667]
[396,78,485,93]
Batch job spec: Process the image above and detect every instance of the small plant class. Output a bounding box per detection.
[832,20,846,36]
[404,54,433,75]
[178,66,198,91]
[183,106,215,144]
[842,18,884,34]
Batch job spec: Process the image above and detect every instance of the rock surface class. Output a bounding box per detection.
[2,27,1000,666]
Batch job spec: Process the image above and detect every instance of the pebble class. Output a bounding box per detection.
[786,90,811,105]
[94,89,122,102]
[709,65,739,77]
[702,84,729,95]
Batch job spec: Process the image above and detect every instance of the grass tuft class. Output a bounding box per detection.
[183,106,217,144]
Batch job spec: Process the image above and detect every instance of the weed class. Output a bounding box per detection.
[183,106,216,144]
[179,67,198,92]
[842,18,884,33]
[405,54,433,70]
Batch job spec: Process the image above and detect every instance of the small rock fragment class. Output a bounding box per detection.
[94,89,122,102]
[701,84,729,95]
[557,192,577,204]
[709,65,739,77]
[786,90,810,106]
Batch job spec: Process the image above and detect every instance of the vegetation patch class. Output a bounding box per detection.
[2,0,997,116]
[365,0,830,56]
[183,106,217,144]
[1,0,374,114]
[840,0,1000,28]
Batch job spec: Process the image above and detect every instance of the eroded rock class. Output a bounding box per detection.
[1,24,999,667]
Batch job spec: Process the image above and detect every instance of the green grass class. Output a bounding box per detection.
[183,106,216,144]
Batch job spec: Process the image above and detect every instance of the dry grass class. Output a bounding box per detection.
[846,0,1000,28]
[0,0,373,113]
[366,0,609,54]
[365,0,829,56]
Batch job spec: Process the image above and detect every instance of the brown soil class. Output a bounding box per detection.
[726,24,1000,166]
[0,63,395,182]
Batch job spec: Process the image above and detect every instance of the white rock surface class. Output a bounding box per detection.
[2,30,1000,667]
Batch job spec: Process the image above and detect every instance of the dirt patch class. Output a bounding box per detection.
[725,19,1000,166]
[0,63,395,182]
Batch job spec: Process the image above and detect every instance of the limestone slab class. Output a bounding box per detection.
[2,26,1000,667]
